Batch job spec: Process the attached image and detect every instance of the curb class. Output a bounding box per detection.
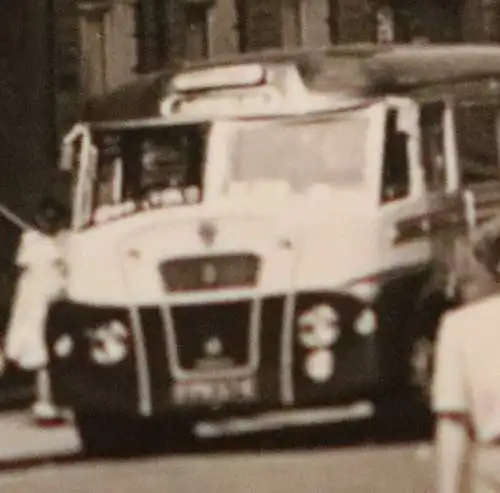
[0,411,80,462]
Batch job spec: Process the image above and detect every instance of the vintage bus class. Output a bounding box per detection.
[43,44,500,455]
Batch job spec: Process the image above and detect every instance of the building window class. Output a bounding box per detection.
[235,0,248,52]
[185,4,209,60]
[483,0,500,41]
[133,0,166,73]
[235,0,283,52]
[328,0,339,44]
[282,0,302,47]
[376,5,395,43]
[386,0,463,42]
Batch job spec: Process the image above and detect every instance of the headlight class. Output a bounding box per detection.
[304,349,335,383]
[86,320,129,366]
[297,304,340,349]
[53,334,74,358]
[354,308,377,336]
[344,278,380,303]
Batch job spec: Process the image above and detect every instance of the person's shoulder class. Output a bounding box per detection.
[17,229,58,266]
[442,295,500,333]
[19,230,53,250]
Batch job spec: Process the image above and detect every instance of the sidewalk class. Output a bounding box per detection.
[0,410,80,462]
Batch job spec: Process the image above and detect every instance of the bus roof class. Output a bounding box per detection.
[83,70,172,123]
[84,43,500,123]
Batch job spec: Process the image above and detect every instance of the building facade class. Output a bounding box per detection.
[25,0,500,151]
[0,2,56,218]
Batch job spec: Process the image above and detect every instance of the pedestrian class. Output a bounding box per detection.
[4,197,69,425]
[432,215,500,493]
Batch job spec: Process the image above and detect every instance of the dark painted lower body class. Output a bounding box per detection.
[46,265,447,422]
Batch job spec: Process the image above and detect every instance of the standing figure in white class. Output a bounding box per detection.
[433,212,500,493]
[4,198,68,425]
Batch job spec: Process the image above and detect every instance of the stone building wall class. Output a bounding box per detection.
[0,2,55,218]
[4,0,500,182]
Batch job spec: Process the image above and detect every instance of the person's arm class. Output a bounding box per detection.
[432,312,470,493]
[435,413,471,493]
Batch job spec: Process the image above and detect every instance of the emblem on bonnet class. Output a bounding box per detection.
[204,337,223,358]
[198,220,217,247]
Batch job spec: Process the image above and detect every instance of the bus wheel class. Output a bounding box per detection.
[75,412,176,458]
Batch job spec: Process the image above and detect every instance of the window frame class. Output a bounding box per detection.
[419,101,449,193]
[184,3,211,60]
[71,121,211,229]
[380,106,413,204]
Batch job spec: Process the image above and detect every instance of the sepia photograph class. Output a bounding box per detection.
[0,0,499,492]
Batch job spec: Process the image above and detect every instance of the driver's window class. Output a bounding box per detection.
[381,109,410,203]
[420,102,447,192]
[139,137,189,192]
[88,126,207,216]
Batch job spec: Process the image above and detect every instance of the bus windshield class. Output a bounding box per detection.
[229,110,369,194]
[86,123,208,223]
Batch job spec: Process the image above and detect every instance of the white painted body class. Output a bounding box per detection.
[66,191,431,307]
[38,47,500,434]
[63,89,436,309]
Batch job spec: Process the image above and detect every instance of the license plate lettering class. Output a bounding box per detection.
[172,377,258,405]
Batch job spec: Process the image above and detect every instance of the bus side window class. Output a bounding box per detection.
[455,104,500,184]
[420,102,447,191]
[381,109,410,203]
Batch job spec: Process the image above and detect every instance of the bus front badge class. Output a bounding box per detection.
[204,337,223,358]
[199,220,217,248]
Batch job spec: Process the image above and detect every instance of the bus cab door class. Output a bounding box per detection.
[452,101,500,299]
[379,103,435,270]
[382,101,457,265]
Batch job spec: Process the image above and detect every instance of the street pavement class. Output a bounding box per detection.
[0,410,437,493]
[0,439,435,493]
[0,410,79,463]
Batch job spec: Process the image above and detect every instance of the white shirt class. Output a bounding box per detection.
[16,230,60,266]
[4,229,67,370]
[432,294,500,443]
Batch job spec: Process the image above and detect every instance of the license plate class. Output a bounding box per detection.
[172,377,257,406]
